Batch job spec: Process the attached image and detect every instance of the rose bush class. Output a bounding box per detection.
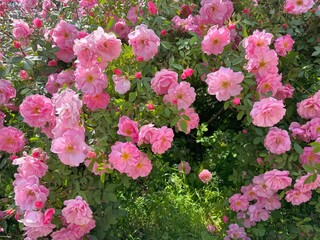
[0,0,320,239]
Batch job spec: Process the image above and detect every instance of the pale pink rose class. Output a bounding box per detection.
[0,79,16,105]
[147,1,158,15]
[264,127,291,154]
[62,196,93,225]
[14,176,49,211]
[247,204,270,222]
[150,69,178,95]
[245,48,279,78]
[113,19,131,39]
[256,74,282,99]
[75,65,107,95]
[198,169,212,184]
[150,126,174,154]
[297,95,320,119]
[112,75,131,94]
[262,194,281,210]
[68,218,95,238]
[19,95,54,128]
[50,129,89,167]
[241,184,257,201]
[91,27,122,62]
[12,155,48,178]
[20,210,55,239]
[79,0,97,9]
[285,0,315,15]
[285,189,312,205]
[0,127,25,153]
[19,0,38,11]
[126,152,153,179]
[51,228,78,240]
[108,141,140,173]
[300,146,320,165]
[52,89,82,130]
[55,47,75,63]
[274,34,295,57]
[229,193,249,212]
[73,36,105,68]
[263,169,292,191]
[127,6,139,24]
[199,0,233,26]
[289,122,311,142]
[177,108,199,134]
[138,124,157,146]
[252,174,275,198]
[128,24,160,61]
[56,70,75,88]
[201,26,230,55]
[83,92,110,110]
[117,116,139,143]
[294,174,320,192]
[12,19,33,39]
[163,82,196,110]
[242,30,273,58]
[250,97,286,127]
[225,223,249,240]
[51,20,78,50]
[307,118,320,140]
[45,74,60,95]
[274,84,294,100]
[178,161,191,174]
[205,67,244,101]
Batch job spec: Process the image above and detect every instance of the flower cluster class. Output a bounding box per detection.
[229,169,292,228]
[171,0,233,36]
[51,196,95,239]
[12,149,55,239]
[50,89,89,166]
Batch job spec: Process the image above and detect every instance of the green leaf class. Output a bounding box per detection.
[294,143,303,154]
[304,173,317,184]
[224,101,229,110]
[170,116,180,127]
[181,114,190,121]
[236,111,244,120]
[128,92,137,102]
[179,120,188,133]
[253,137,261,145]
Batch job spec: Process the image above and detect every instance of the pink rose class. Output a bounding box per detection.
[117,116,139,143]
[151,69,178,95]
[201,26,230,56]
[112,75,131,94]
[198,169,212,183]
[206,67,244,101]
[12,19,33,39]
[150,126,174,154]
[264,127,291,154]
[0,127,25,153]
[250,97,286,127]
[19,94,54,128]
[128,24,160,61]
[0,79,16,105]
[62,196,93,225]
